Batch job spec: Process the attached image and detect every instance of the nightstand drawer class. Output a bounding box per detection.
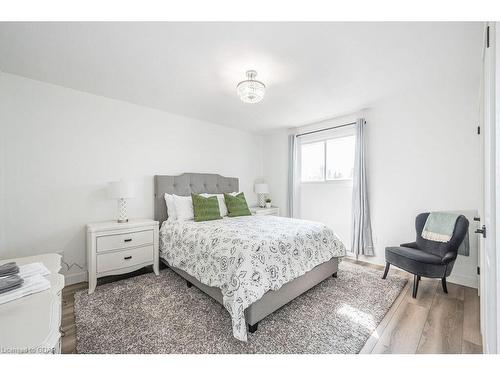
[250,207,280,216]
[96,230,153,253]
[97,245,154,273]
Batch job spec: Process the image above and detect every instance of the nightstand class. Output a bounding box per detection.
[250,206,280,216]
[86,219,159,294]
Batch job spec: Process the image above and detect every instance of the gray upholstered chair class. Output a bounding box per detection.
[383,212,469,298]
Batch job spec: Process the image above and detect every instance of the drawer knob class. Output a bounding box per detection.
[124,256,132,260]
[124,238,132,242]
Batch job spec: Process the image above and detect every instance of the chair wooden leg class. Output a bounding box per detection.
[412,274,420,298]
[441,277,448,294]
[382,262,390,279]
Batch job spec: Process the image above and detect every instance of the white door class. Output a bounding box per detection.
[481,22,498,354]
[478,21,486,341]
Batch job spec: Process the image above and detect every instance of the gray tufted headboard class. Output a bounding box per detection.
[154,173,239,224]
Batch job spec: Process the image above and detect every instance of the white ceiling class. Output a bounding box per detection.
[0,22,483,132]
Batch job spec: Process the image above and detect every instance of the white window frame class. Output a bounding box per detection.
[298,129,355,185]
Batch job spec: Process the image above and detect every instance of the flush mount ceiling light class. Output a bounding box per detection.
[236,70,266,104]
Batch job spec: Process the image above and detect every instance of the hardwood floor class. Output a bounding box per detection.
[60,261,482,354]
[355,259,483,354]
[61,282,86,354]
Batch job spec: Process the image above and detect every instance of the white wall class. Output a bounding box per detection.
[263,72,482,288]
[0,87,5,253]
[300,182,352,246]
[262,133,289,212]
[0,55,482,288]
[0,73,263,284]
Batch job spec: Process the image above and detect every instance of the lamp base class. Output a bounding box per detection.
[117,198,128,223]
[258,194,266,208]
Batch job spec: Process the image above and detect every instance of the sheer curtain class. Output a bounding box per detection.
[351,118,374,257]
[287,134,299,218]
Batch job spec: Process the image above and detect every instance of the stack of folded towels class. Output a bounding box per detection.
[0,262,51,305]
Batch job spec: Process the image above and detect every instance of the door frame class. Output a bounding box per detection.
[482,21,500,354]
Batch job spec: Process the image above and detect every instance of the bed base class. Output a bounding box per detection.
[160,257,339,332]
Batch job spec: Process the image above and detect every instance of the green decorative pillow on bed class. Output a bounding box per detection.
[191,193,222,222]
[224,192,252,217]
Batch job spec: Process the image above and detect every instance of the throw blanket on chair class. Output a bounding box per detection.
[422,212,469,256]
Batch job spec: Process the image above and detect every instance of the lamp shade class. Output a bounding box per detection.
[254,183,269,194]
[108,180,135,199]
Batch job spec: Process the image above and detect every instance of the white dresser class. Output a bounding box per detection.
[0,253,64,354]
[87,219,159,294]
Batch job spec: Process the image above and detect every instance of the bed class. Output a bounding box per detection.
[154,173,346,341]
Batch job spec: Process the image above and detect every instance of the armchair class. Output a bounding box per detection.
[383,212,469,298]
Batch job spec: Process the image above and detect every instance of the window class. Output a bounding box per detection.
[300,142,325,182]
[300,135,355,183]
[326,136,355,180]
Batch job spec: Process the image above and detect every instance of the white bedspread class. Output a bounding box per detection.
[159,215,346,341]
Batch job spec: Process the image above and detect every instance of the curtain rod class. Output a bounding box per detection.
[295,121,358,138]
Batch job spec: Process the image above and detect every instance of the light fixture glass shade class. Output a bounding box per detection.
[237,70,266,104]
[254,183,269,194]
[108,180,135,199]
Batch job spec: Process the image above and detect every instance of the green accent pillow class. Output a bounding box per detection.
[191,193,222,222]
[224,192,252,217]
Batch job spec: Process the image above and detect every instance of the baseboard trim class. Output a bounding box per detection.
[64,271,87,286]
[447,274,478,289]
[346,253,478,289]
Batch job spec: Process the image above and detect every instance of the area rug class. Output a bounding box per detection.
[74,261,407,354]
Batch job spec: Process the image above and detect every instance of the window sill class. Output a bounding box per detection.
[300,179,353,186]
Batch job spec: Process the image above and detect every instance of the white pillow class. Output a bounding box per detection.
[200,193,228,217]
[173,194,194,221]
[164,193,177,220]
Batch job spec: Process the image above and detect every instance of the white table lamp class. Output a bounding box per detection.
[254,183,269,208]
[108,180,135,223]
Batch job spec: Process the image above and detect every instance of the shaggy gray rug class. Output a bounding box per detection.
[74,261,407,354]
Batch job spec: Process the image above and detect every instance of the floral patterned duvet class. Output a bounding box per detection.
[159,215,346,341]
